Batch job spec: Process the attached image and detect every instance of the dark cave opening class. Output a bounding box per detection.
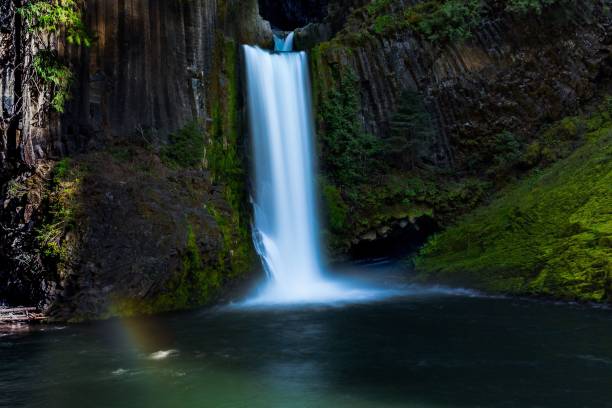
[258,0,329,31]
[349,216,439,261]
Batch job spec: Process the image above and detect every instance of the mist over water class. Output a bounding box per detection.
[243,35,378,304]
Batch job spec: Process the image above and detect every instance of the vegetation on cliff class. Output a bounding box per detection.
[311,45,490,251]
[333,0,585,46]
[416,101,612,302]
[308,0,608,260]
[37,158,82,277]
[107,35,254,319]
[37,134,252,321]
[18,0,91,112]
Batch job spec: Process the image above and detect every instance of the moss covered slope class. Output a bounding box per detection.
[416,107,612,302]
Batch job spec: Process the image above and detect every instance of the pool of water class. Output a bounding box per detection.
[1,262,611,408]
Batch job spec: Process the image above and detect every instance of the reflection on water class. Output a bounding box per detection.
[1,262,611,408]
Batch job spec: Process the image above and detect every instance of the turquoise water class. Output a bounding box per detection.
[1,264,611,407]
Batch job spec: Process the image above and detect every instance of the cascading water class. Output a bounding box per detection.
[243,34,366,304]
[273,32,294,52]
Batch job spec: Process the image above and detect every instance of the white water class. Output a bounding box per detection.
[273,32,294,52]
[243,35,371,304]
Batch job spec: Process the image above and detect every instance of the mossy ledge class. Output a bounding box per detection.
[40,108,254,321]
[416,102,612,302]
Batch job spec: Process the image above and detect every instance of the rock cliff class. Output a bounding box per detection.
[307,0,611,255]
[0,0,272,318]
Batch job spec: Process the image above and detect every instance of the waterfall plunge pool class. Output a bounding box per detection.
[1,260,612,408]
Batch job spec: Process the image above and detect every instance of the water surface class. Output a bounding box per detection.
[1,263,611,408]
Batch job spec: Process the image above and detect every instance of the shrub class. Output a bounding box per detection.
[506,0,559,14]
[19,0,91,46]
[33,50,73,113]
[319,71,383,186]
[161,121,206,168]
[18,0,91,112]
[405,0,483,43]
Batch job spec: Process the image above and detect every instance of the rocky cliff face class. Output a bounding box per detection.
[0,0,272,318]
[1,0,58,307]
[307,0,612,255]
[62,0,271,149]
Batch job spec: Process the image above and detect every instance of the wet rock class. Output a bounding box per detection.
[295,23,333,50]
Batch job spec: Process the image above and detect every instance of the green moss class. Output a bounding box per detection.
[416,105,612,302]
[37,158,83,273]
[161,121,206,168]
[311,45,493,250]
[316,66,383,186]
[84,35,253,319]
[109,224,222,317]
[321,178,349,234]
[205,34,255,277]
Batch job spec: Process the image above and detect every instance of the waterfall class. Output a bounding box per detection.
[243,35,358,303]
[273,32,294,52]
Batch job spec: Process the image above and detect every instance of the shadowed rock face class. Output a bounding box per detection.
[62,0,271,153]
[314,2,612,146]
[258,0,329,30]
[0,0,270,315]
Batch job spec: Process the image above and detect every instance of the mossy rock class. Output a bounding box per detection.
[416,106,612,302]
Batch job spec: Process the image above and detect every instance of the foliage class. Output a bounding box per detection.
[37,158,82,266]
[6,180,29,200]
[505,0,561,14]
[33,50,73,113]
[405,0,483,43]
[18,0,91,112]
[321,179,349,233]
[312,45,491,250]
[366,0,394,16]
[161,121,206,168]
[345,0,574,45]
[206,36,253,276]
[416,103,612,302]
[18,0,91,46]
[337,0,484,43]
[385,90,436,169]
[318,70,383,186]
[461,129,523,178]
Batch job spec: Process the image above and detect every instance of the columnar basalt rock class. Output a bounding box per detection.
[0,0,271,317]
[309,0,612,253]
[62,0,272,151]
